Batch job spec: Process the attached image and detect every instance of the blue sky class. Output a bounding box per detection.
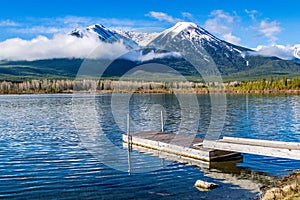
[0,0,299,48]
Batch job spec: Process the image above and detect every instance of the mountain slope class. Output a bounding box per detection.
[70,24,138,48]
[146,22,300,77]
[114,30,159,46]
[70,24,115,41]
[70,24,160,47]
[0,59,82,81]
[0,22,299,81]
[148,22,251,75]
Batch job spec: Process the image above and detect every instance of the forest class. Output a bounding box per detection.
[0,76,299,94]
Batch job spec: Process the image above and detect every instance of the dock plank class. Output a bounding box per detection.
[123,132,240,162]
[123,132,300,161]
[215,137,300,160]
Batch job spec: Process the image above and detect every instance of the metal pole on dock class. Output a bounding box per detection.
[127,113,131,175]
[161,111,164,132]
[127,113,131,148]
[127,142,131,175]
[161,158,165,168]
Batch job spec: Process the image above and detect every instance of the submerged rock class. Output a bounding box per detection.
[194,180,219,190]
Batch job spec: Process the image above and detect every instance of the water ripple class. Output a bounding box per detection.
[0,94,299,199]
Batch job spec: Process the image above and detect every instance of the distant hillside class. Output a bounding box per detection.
[1,56,299,82]
[1,22,300,82]
[0,59,82,81]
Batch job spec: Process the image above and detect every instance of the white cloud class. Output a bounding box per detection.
[0,20,19,27]
[210,10,234,23]
[258,20,281,42]
[122,50,181,62]
[205,18,231,35]
[223,33,241,45]
[0,16,166,40]
[9,26,65,34]
[0,34,128,61]
[139,51,181,62]
[294,45,300,59]
[243,11,282,45]
[251,44,299,60]
[57,16,141,29]
[245,9,258,21]
[205,10,241,45]
[182,12,193,19]
[146,11,181,23]
[59,16,93,26]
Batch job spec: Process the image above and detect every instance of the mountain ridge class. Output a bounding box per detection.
[0,22,299,81]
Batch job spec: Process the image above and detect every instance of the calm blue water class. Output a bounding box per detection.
[0,94,299,199]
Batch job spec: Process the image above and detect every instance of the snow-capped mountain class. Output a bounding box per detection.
[294,45,300,59]
[1,22,299,80]
[70,24,117,41]
[68,22,299,77]
[70,24,138,48]
[148,22,252,75]
[70,24,160,47]
[293,45,300,64]
[150,22,249,52]
[114,30,159,46]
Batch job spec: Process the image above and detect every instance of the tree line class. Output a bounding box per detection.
[0,79,209,94]
[0,76,299,94]
[230,76,300,91]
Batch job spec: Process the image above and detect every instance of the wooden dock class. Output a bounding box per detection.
[122,140,275,193]
[122,131,291,193]
[214,137,300,160]
[123,131,300,162]
[122,131,241,162]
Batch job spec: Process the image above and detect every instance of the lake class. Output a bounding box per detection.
[0,94,299,199]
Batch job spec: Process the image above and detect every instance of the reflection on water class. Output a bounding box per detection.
[0,94,299,199]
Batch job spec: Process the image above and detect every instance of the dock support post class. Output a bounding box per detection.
[127,113,131,150]
[127,143,131,175]
[161,110,164,132]
[126,113,132,175]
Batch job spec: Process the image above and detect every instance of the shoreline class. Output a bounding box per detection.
[260,171,300,200]
[1,77,299,95]
[1,88,300,95]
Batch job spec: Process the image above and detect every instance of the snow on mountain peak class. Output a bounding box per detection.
[114,30,159,46]
[70,24,117,41]
[87,24,105,29]
[293,45,300,59]
[160,21,217,42]
[68,22,261,62]
[149,21,251,63]
[173,22,198,31]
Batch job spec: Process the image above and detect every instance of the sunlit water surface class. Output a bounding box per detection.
[0,94,299,199]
